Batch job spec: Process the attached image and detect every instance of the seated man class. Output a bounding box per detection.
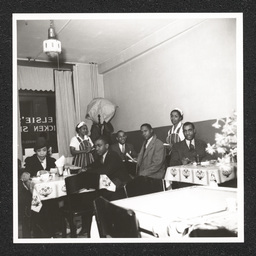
[86,135,132,197]
[110,130,137,161]
[169,122,212,166]
[110,130,137,177]
[136,123,166,179]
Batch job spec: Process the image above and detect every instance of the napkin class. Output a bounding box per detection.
[99,175,116,192]
[55,155,65,167]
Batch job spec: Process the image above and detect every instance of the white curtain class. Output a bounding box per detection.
[90,63,99,99]
[17,96,23,161]
[17,66,55,91]
[55,70,76,157]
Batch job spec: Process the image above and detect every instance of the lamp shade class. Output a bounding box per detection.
[43,39,61,57]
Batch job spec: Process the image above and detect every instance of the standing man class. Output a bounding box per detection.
[169,122,211,166]
[136,123,166,179]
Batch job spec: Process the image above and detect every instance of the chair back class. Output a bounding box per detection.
[124,175,165,198]
[65,172,99,195]
[93,196,141,238]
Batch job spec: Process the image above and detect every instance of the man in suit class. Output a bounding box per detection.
[110,130,137,162]
[169,122,211,166]
[136,123,166,179]
[87,135,132,191]
[110,130,137,177]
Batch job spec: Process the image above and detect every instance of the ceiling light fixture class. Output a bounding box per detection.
[43,20,61,58]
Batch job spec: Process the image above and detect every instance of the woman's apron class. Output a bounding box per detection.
[166,125,182,155]
[72,137,94,169]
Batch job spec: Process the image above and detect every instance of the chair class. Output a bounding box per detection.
[94,197,158,238]
[61,171,100,238]
[123,176,165,198]
[93,196,143,238]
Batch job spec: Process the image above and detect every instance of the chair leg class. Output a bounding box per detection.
[68,215,77,238]
[61,215,67,238]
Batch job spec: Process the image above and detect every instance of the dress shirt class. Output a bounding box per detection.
[38,157,46,170]
[145,136,153,148]
[102,151,108,164]
[186,139,195,149]
[119,143,125,153]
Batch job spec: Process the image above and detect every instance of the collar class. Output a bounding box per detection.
[102,151,108,163]
[145,136,153,148]
[171,121,183,133]
[76,134,89,140]
[185,139,195,148]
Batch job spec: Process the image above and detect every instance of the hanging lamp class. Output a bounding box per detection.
[43,20,61,58]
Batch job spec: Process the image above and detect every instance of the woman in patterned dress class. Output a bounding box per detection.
[166,108,185,155]
[70,122,94,169]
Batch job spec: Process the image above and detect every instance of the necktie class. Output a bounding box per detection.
[189,141,194,151]
[121,144,125,153]
[100,155,104,164]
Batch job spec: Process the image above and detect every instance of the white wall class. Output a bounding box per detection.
[103,19,237,132]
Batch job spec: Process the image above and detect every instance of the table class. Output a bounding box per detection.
[112,186,238,239]
[165,163,237,186]
[26,173,115,212]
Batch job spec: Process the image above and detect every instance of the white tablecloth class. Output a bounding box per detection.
[165,163,236,186]
[112,186,238,239]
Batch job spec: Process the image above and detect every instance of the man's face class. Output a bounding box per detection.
[183,124,196,141]
[116,132,127,145]
[95,139,109,156]
[141,125,153,140]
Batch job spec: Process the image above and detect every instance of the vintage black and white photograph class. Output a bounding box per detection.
[13,13,243,243]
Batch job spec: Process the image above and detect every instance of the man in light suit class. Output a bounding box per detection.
[169,122,211,166]
[136,123,166,179]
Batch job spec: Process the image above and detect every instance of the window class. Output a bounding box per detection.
[19,90,58,155]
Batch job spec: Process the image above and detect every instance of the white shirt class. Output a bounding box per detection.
[186,139,195,148]
[38,157,46,169]
[70,135,93,150]
[119,143,125,153]
[145,136,153,148]
[102,151,108,163]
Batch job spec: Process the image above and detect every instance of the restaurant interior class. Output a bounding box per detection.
[14,13,243,242]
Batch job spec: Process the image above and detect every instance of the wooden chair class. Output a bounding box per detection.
[123,175,165,198]
[93,196,139,238]
[61,172,100,238]
[94,196,158,238]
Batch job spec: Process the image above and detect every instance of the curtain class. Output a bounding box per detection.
[17,96,23,162]
[90,63,99,99]
[18,66,55,91]
[54,70,76,157]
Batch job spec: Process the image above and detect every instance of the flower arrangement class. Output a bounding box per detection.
[206,111,237,167]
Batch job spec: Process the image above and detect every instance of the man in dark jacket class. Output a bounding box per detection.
[169,122,212,166]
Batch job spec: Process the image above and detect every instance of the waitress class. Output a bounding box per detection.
[70,121,94,169]
[166,108,185,154]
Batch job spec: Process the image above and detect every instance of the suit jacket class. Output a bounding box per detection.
[110,143,137,161]
[169,138,209,166]
[24,154,56,177]
[87,150,131,189]
[136,134,166,179]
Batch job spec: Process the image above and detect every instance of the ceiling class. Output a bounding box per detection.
[16,18,176,65]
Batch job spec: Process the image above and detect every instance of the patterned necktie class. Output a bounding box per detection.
[189,141,195,151]
[121,144,125,153]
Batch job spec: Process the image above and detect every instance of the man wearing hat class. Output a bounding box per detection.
[23,136,56,178]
